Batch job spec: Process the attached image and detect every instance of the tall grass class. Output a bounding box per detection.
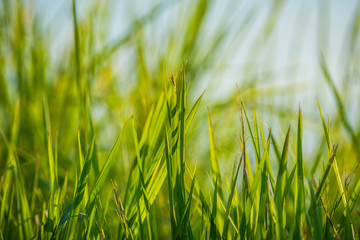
[1,0,360,239]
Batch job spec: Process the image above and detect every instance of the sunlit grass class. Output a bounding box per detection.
[1,0,360,239]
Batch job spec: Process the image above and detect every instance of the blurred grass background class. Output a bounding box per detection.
[1,0,360,239]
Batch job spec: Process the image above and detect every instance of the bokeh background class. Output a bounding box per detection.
[1,0,360,238]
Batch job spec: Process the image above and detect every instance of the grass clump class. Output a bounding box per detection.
[1,0,360,239]
[2,67,360,239]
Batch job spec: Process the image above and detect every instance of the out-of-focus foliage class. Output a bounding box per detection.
[1,0,360,239]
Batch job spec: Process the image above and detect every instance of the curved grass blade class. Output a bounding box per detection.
[317,100,347,207]
[320,54,360,161]
[85,122,127,215]
[207,108,223,200]
[222,156,242,238]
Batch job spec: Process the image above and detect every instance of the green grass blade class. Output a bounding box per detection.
[315,145,338,199]
[244,134,270,222]
[222,156,242,238]
[210,179,218,240]
[85,123,126,215]
[284,164,296,201]
[295,106,305,239]
[47,133,57,196]
[274,126,290,239]
[320,54,360,161]
[308,179,323,239]
[65,136,95,239]
[253,103,261,163]
[317,100,347,207]
[207,108,223,200]
[179,68,186,187]
[185,90,205,133]
[257,111,275,190]
[174,171,196,239]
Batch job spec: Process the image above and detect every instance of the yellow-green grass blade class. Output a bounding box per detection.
[164,130,176,235]
[308,179,323,239]
[64,136,95,239]
[58,172,69,218]
[148,91,166,157]
[139,105,154,149]
[270,133,282,164]
[123,83,204,233]
[136,186,144,240]
[85,205,97,239]
[85,123,126,215]
[315,145,338,200]
[210,179,218,240]
[254,119,275,238]
[174,171,196,239]
[0,172,11,232]
[78,129,85,174]
[242,102,261,162]
[257,111,275,190]
[256,159,272,239]
[244,134,270,226]
[317,100,347,207]
[344,178,360,218]
[207,108,223,200]
[13,152,33,238]
[240,104,254,192]
[320,54,360,161]
[295,106,305,239]
[2,176,14,239]
[137,153,166,223]
[184,161,239,235]
[337,156,360,234]
[284,164,296,201]
[131,110,146,186]
[274,127,290,239]
[253,103,261,163]
[222,156,242,238]
[77,130,89,207]
[179,68,186,185]
[47,133,57,196]
[47,133,60,227]
[186,90,205,133]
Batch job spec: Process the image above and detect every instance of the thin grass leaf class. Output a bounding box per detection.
[308,179,323,240]
[210,179,218,240]
[274,127,290,239]
[257,111,275,190]
[295,106,305,239]
[244,134,270,224]
[320,54,360,161]
[174,171,196,239]
[64,136,95,239]
[222,156,242,238]
[185,90,205,132]
[207,108,223,200]
[315,144,338,199]
[284,164,296,201]
[85,122,126,215]
[317,100,347,207]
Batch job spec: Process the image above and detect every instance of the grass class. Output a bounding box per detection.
[1,0,360,239]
